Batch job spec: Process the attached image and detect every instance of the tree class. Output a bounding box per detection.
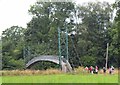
[2,26,25,70]
[114,0,120,67]
[0,37,2,70]
[2,1,118,70]
[25,1,117,68]
[24,2,76,69]
[75,2,113,67]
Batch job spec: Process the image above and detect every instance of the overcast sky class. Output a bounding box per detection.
[0,0,115,35]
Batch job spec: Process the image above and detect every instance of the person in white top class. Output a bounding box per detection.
[109,66,114,74]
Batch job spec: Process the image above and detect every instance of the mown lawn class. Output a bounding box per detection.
[0,77,1,84]
[1,74,118,83]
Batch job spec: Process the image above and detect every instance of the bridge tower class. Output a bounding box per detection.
[58,27,68,69]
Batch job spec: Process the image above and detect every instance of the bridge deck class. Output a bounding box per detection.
[26,55,72,72]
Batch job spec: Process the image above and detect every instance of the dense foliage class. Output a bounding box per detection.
[114,0,120,67]
[1,1,119,70]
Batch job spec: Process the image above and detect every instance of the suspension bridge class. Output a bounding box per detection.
[24,28,80,72]
[26,55,72,72]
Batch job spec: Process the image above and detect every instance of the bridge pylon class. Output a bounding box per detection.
[58,27,68,69]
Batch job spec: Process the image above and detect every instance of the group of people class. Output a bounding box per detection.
[85,66,115,74]
[103,66,114,74]
[85,66,98,74]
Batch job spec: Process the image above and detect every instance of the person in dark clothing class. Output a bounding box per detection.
[103,67,106,74]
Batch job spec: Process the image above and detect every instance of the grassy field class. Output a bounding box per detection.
[1,74,118,83]
[0,77,1,84]
[1,68,119,83]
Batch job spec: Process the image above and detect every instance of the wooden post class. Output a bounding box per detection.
[105,43,109,69]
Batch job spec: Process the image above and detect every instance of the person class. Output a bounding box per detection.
[103,67,106,74]
[109,66,114,74]
[109,67,112,74]
[92,67,95,74]
[95,66,98,74]
[85,66,89,73]
[111,66,114,74]
[89,66,93,74]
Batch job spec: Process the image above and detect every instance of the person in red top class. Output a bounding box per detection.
[89,66,93,74]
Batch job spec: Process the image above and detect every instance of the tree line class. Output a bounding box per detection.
[1,1,119,70]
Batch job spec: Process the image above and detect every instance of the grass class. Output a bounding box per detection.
[0,77,1,84]
[1,68,119,83]
[1,74,118,83]
[2,69,63,76]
